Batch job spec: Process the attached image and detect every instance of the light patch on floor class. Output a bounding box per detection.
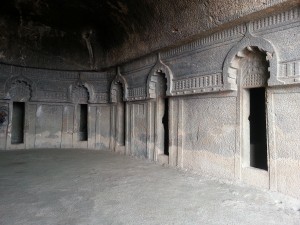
[0,149,299,225]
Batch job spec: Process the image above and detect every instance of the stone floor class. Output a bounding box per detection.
[0,149,299,225]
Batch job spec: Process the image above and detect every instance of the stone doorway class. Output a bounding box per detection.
[238,46,270,189]
[155,71,169,162]
[78,104,88,141]
[11,102,25,144]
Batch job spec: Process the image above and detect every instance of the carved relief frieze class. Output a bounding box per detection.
[36,81,70,92]
[243,73,268,87]
[23,70,78,81]
[251,7,300,34]
[56,73,78,80]
[95,93,109,103]
[280,60,300,77]
[81,71,108,80]
[172,73,223,95]
[127,87,146,101]
[36,91,68,102]
[0,64,114,103]
[278,60,300,83]
[161,25,246,60]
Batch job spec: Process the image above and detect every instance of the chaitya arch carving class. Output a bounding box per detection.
[5,76,35,102]
[222,28,282,90]
[146,55,173,99]
[69,79,95,104]
[239,46,270,88]
[110,68,128,103]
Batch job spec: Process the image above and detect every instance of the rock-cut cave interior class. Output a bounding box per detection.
[0,0,300,224]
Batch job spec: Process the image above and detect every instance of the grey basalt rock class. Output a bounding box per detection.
[0,3,300,200]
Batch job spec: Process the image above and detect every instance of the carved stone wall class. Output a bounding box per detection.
[0,66,113,104]
[0,6,300,200]
[119,7,300,200]
[0,104,8,150]
[0,65,114,151]
[0,106,8,126]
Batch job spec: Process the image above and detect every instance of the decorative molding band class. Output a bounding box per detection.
[127,87,146,101]
[80,72,108,80]
[34,91,109,103]
[243,73,268,88]
[172,73,223,95]
[94,93,109,103]
[278,60,300,83]
[251,7,300,33]
[34,91,68,101]
[50,73,78,80]
[0,64,117,81]
[36,81,70,92]
[27,71,78,80]
[161,25,246,59]
[279,60,300,78]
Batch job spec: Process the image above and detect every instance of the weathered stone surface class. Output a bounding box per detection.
[0,3,300,201]
[0,0,298,69]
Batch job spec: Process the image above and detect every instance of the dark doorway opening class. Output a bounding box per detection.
[157,72,169,156]
[122,101,126,146]
[249,87,268,170]
[11,102,25,144]
[162,97,169,155]
[118,84,125,146]
[79,104,88,141]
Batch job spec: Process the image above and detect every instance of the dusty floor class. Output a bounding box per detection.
[0,149,299,225]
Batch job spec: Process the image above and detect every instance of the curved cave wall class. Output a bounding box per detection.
[0,0,297,70]
[0,1,300,200]
[0,67,116,150]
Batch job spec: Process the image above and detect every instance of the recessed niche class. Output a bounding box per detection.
[11,102,25,144]
[79,104,88,141]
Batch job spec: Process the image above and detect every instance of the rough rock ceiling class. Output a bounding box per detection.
[0,0,298,70]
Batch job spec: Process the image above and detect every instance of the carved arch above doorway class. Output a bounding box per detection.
[222,32,282,90]
[5,76,35,102]
[110,69,128,103]
[146,56,173,99]
[69,79,95,104]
